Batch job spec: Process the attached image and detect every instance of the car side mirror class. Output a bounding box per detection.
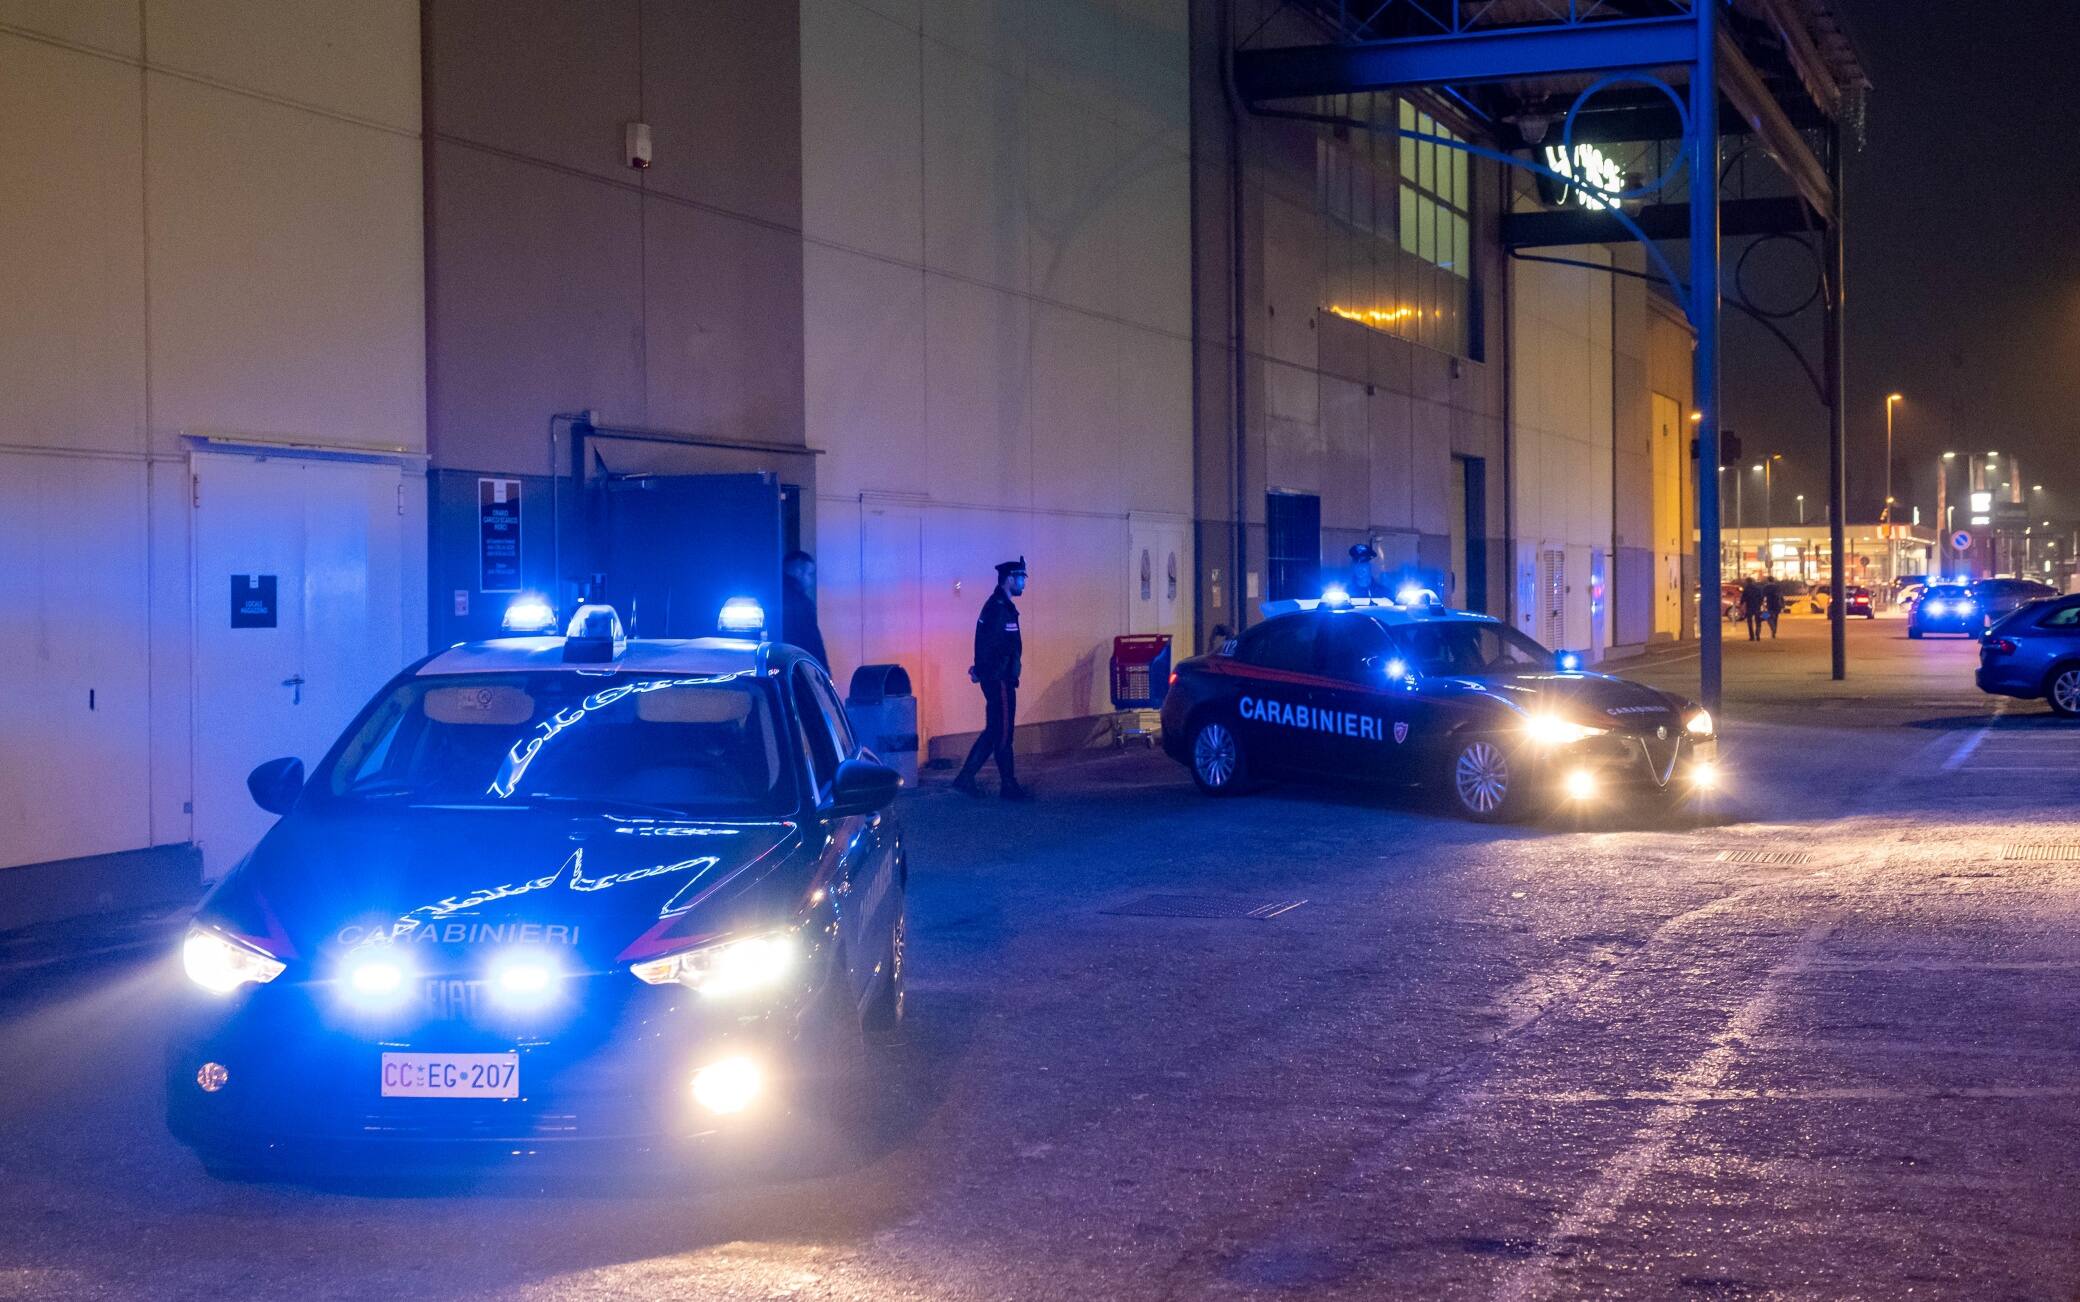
[829,757,901,817]
[247,757,305,815]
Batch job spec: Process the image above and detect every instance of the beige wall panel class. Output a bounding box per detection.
[1319,374,1369,530]
[923,274,1032,507]
[922,42,1029,293]
[1106,142,1191,335]
[1258,191,1319,369]
[1026,0,1115,103]
[1027,84,1121,318]
[923,0,1025,74]
[644,201,805,447]
[802,0,922,263]
[426,141,640,472]
[0,36,145,453]
[640,0,801,229]
[147,0,418,131]
[805,244,925,495]
[0,453,151,869]
[1112,0,1190,153]
[1410,398,1451,537]
[851,0,920,33]
[428,0,637,182]
[1028,304,1123,515]
[0,0,137,53]
[1116,325,1192,517]
[1369,386,1414,530]
[148,74,424,451]
[146,458,192,847]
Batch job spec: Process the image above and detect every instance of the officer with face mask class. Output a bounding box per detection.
[1346,543,1382,598]
[953,557,1031,801]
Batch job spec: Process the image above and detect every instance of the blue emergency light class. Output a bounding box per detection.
[501,594,558,634]
[562,603,626,663]
[1557,651,1583,671]
[1320,585,1352,608]
[718,596,766,636]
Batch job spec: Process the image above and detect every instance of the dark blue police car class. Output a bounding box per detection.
[168,603,907,1174]
[1160,594,1717,821]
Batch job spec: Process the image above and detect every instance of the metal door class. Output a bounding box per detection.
[191,453,410,879]
[1128,514,1190,643]
[1538,548,1565,647]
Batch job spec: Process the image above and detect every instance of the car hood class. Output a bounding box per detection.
[1447,670,1689,731]
[197,807,802,972]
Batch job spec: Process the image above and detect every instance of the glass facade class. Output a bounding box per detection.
[1315,94,1476,359]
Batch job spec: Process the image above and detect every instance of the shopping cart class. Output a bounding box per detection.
[1108,634,1172,747]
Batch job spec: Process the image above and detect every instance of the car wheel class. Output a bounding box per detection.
[1445,736,1528,822]
[863,911,905,1042]
[1190,717,1251,795]
[2047,665,2080,718]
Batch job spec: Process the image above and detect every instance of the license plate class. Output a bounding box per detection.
[379,1052,518,1099]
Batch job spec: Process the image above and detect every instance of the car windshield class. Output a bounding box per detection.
[314,671,796,817]
[1396,621,1556,676]
[1926,587,1972,601]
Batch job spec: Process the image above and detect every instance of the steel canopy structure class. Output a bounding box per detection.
[1232,0,1869,712]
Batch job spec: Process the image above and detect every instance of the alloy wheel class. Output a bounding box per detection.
[2053,668,2080,716]
[1194,722,1238,788]
[1454,741,1509,814]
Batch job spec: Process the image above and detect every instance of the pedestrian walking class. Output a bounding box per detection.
[953,557,1031,801]
[1763,575,1784,638]
[1740,576,1764,641]
[781,549,828,670]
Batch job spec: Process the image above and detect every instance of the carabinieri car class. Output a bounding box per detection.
[1160,595,1718,820]
[168,604,907,1175]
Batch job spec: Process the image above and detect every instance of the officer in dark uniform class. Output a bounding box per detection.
[953,557,1031,800]
[1345,542,1382,598]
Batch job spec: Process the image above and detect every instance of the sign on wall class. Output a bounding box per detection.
[230,574,277,628]
[478,477,522,593]
[1537,141,1624,211]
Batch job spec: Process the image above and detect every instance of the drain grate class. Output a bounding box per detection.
[2002,844,2080,861]
[1101,894,1307,920]
[1714,849,1810,866]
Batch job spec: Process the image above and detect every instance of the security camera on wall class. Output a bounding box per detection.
[626,122,652,170]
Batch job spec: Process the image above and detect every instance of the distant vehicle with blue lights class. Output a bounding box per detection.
[1907,583,1983,638]
[168,599,908,1176]
[1977,593,2080,717]
[1160,589,1717,821]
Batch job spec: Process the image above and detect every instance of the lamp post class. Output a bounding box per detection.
[1796,492,1806,525]
[1754,456,1781,576]
[1937,451,1955,580]
[1884,393,1903,511]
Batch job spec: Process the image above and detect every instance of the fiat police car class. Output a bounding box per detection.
[168,601,907,1174]
[1160,591,1717,820]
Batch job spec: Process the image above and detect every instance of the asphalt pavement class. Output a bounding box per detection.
[3,612,2077,1300]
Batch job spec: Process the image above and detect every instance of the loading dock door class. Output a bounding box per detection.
[191,452,411,880]
[597,474,783,642]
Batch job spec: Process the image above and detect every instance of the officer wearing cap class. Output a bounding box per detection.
[953,557,1031,800]
[1346,543,1382,598]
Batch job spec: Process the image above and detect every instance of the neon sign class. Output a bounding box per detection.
[1539,142,1624,211]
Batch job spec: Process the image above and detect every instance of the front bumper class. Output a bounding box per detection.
[165,972,828,1165]
[1536,731,1717,798]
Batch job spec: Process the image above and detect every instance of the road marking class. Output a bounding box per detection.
[1941,700,2009,770]
[1491,920,1832,1302]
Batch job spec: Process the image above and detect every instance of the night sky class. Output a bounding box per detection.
[1721,0,2080,531]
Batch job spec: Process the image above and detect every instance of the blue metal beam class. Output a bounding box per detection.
[1501,197,1820,248]
[1234,16,1700,101]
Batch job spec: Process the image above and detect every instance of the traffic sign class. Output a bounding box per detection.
[1950,529,1972,551]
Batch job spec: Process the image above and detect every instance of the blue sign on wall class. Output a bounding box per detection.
[230,574,277,628]
[479,477,522,593]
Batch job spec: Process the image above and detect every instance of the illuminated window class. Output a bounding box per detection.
[1315,94,1477,359]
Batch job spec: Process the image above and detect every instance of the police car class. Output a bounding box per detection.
[1160,592,1717,820]
[168,601,907,1174]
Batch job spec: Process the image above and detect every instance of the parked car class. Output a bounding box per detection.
[1970,577,2060,626]
[1841,585,1875,618]
[1977,595,2080,716]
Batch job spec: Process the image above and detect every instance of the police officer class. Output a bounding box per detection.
[952,557,1031,801]
[1346,543,1382,598]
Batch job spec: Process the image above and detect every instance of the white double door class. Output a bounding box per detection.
[191,452,418,879]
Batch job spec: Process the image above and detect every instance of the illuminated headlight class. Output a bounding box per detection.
[1563,769,1597,801]
[630,931,799,998]
[182,925,286,995]
[1691,760,1720,789]
[491,953,561,1005]
[342,948,414,1003]
[691,1056,763,1115]
[1927,601,1947,615]
[1685,708,1714,737]
[1523,716,1609,746]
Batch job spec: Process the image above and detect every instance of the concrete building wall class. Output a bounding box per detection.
[800,0,1196,755]
[0,4,423,875]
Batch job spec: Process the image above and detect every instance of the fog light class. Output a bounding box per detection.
[491,954,559,1005]
[343,949,411,1003]
[691,1056,762,1115]
[196,1062,229,1093]
[1691,760,1719,790]
[1563,769,1596,801]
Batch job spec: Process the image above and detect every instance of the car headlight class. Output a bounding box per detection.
[630,930,800,998]
[182,924,286,995]
[1685,708,1714,737]
[1523,716,1608,746]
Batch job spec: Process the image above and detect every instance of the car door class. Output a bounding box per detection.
[789,664,878,1009]
[1227,613,1324,775]
[1314,614,1417,782]
[805,664,900,959]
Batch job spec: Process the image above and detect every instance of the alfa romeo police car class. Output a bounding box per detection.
[1160,592,1717,820]
[168,602,907,1174]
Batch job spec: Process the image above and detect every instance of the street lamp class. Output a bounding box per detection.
[1796,492,1806,525]
[1754,455,1781,576]
[1937,452,1957,580]
[1884,393,1903,521]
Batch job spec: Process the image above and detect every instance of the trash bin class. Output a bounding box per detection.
[846,664,918,788]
